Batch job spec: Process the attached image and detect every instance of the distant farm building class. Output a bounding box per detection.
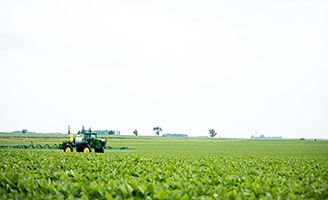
[94,130,120,135]
[162,133,188,137]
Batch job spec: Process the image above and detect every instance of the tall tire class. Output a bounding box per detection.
[95,148,104,153]
[83,145,91,153]
[76,147,83,152]
[64,145,73,153]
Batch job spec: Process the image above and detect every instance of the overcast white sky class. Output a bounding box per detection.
[1,0,327,138]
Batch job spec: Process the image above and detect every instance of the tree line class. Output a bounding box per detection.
[131,127,218,138]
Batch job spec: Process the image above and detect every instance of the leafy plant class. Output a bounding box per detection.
[0,139,327,199]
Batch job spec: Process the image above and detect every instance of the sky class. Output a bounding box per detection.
[0,0,327,138]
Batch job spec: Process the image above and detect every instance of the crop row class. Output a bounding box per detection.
[0,150,327,199]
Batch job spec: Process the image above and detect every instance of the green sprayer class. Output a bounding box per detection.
[62,126,106,153]
[0,126,133,152]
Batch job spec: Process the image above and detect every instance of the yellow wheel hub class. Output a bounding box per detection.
[83,147,90,153]
[65,147,71,152]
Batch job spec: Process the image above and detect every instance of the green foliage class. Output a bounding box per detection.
[108,130,115,135]
[209,129,217,138]
[0,139,328,199]
[133,129,138,136]
[153,127,162,136]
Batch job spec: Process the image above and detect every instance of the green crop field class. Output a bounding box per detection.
[0,134,327,199]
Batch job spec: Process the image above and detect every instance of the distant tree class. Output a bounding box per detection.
[22,129,28,134]
[153,126,162,136]
[108,130,115,135]
[133,129,138,136]
[208,129,217,138]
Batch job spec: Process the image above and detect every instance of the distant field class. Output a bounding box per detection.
[0,133,327,199]
[0,132,327,157]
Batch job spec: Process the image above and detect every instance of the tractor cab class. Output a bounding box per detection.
[81,127,98,141]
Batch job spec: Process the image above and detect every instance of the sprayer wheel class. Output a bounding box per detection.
[76,147,83,152]
[64,145,73,153]
[83,145,91,153]
[95,148,104,153]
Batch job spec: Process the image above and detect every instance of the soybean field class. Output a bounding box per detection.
[0,135,327,199]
